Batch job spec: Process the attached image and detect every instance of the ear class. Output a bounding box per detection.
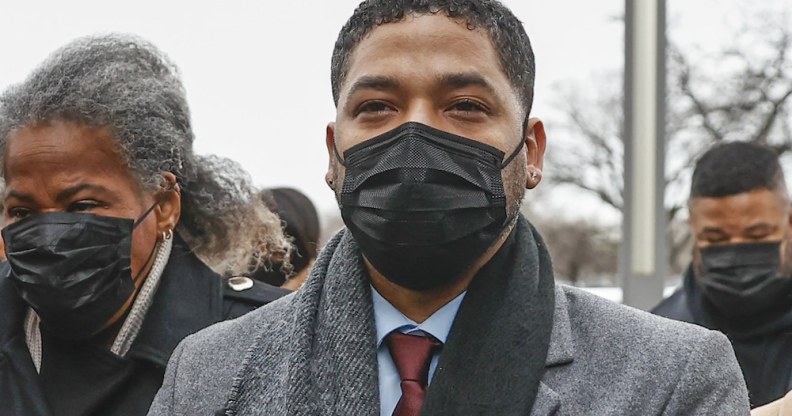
[523,118,547,189]
[155,172,181,239]
[325,122,338,190]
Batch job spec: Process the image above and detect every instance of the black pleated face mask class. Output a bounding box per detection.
[335,121,524,291]
[697,241,792,318]
[2,207,156,340]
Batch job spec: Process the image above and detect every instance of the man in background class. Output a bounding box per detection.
[654,141,792,407]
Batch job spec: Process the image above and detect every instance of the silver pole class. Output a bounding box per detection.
[621,0,667,309]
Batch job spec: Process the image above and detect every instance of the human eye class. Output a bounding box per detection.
[6,206,33,220]
[703,233,729,245]
[745,225,773,240]
[68,200,102,213]
[447,98,490,119]
[355,100,395,117]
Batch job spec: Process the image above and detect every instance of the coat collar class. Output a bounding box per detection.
[0,234,224,416]
[529,285,576,416]
[545,285,575,367]
[227,216,565,415]
[125,234,224,368]
[0,234,224,370]
[0,262,53,416]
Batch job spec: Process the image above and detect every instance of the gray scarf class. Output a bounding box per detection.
[223,215,555,415]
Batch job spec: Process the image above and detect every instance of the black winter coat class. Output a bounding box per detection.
[0,234,291,416]
[652,265,792,408]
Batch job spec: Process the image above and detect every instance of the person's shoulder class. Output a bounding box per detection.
[650,286,685,313]
[649,284,697,324]
[222,276,293,319]
[190,290,296,354]
[560,284,714,350]
[155,292,297,410]
[553,285,749,413]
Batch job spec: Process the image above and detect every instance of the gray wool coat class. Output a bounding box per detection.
[148,224,750,416]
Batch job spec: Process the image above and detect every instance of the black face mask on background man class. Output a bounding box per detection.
[697,241,792,318]
[336,121,524,291]
[2,206,156,340]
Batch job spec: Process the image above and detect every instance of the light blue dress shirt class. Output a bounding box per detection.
[371,286,466,416]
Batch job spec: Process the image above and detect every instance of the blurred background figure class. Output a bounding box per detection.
[0,203,5,261]
[653,142,792,408]
[251,187,320,291]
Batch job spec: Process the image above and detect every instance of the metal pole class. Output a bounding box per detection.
[621,0,667,309]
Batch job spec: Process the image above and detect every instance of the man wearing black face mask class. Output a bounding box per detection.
[150,1,749,415]
[653,142,792,408]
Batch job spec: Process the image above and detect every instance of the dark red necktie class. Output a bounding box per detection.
[386,331,443,416]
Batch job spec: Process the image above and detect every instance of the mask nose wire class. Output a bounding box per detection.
[334,128,525,169]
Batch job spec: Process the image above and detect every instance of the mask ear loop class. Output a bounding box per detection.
[333,142,348,167]
[132,202,159,229]
[500,138,526,169]
[132,181,178,229]
[131,181,178,279]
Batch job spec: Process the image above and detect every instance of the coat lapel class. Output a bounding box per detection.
[0,263,53,416]
[530,383,562,416]
[545,285,574,368]
[529,285,576,416]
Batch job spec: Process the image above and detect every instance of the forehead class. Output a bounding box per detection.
[341,14,512,97]
[689,188,789,229]
[3,121,138,191]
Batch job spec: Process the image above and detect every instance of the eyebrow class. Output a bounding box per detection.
[5,183,122,204]
[744,223,775,234]
[438,72,498,96]
[345,75,401,101]
[344,72,498,102]
[700,227,727,235]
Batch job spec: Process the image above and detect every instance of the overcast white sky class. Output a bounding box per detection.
[0,0,787,224]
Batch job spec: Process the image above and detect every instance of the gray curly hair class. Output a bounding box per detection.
[0,33,290,276]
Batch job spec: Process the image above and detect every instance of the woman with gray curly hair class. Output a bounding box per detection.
[0,34,293,416]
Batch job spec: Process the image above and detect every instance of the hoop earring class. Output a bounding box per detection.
[162,229,173,241]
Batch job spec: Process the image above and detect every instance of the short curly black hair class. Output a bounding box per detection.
[691,141,787,199]
[331,0,535,117]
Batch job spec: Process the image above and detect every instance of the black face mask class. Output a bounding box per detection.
[336,121,524,291]
[697,242,792,318]
[2,206,157,340]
